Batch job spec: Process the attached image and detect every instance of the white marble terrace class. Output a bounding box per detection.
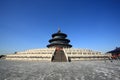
[5,48,111,61]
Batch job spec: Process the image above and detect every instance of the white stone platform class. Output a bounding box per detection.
[5,48,111,61]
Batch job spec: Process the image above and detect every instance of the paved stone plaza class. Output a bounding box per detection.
[0,60,120,80]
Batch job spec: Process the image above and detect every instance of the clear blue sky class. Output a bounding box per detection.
[0,0,120,54]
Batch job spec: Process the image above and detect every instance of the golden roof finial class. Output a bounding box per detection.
[58,27,61,33]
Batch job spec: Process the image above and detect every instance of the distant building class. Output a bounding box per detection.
[0,55,6,59]
[107,47,120,59]
[4,29,111,62]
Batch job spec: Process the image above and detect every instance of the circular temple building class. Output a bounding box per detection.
[47,29,72,48]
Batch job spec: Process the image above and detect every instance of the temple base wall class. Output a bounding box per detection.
[4,48,111,62]
[5,58,51,61]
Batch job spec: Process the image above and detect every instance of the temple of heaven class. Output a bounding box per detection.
[3,29,111,62]
[47,29,72,48]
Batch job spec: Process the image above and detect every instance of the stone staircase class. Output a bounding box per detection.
[52,50,67,62]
